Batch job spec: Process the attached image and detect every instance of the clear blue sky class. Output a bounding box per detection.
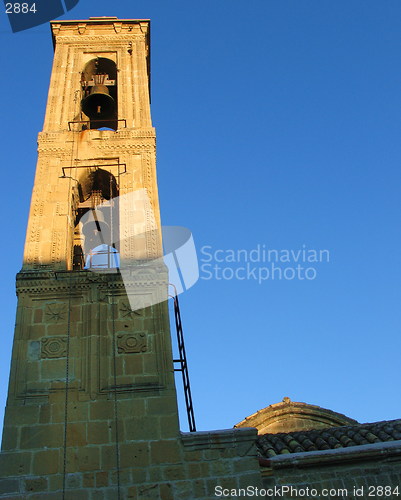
[1,0,401,433]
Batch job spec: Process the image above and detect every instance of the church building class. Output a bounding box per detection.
[0,17,400,500]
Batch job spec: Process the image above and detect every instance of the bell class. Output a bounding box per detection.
[81,84,115,120]
[81,209,111,248]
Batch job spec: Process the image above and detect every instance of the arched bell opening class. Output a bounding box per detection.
[73,168,120,270]
[81,58,118,130]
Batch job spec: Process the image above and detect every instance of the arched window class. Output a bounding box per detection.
[80,58,118,130]
[73,168,119,270]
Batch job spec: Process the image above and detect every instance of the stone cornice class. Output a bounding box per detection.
[16,265,169,294]
[266,440,401,470]
[37,129,156,154]
[182,428,258,457]
[51,19,150,45]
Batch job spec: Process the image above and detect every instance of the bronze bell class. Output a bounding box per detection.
[81,84,115,120]
[81,209,111,249]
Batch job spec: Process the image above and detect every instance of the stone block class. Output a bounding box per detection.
[143,354,157,374]
[120,442,150,468]
[20,424,63,449]
[96,471,109,487]
[148,466,163,482]
[136,483,160,500]
[24,477,48,493]
[123,355,143,375]
[54,489,90,500]
[87,421,111,445]
[46,324,68,336]
[147,396,177,417]
[90,490,106,500]
[51,402,89,423]
[118,398,145,419]
[66,423,87,447]
[48,474,63,491]
[237,471,262,489]
[40,359,66,381]
[34,309,43,323]
[150,439,182,465]
[1,425,19,451]
[233,457,258,473]
[4,406,39,426]
[0,478,20,494]
[70,305,82,322]
[124,416,159,441]
[66,473,81,489]
[32,449,60,475]
[184,449,202,462]
[0,451,31,476]
[39,404,51,424]
[90,401,114,421]
[29,324,45,339]
[209,458,233,477]
[29,494,62,500]
[100,445,116,470]
[193,479,207,498]
[186,462,201,477]
[159,482,174,500]
[159,414,180,439]
[26,363,40,387]
[65,446,100,473]
[110,468,131,486]
[83,472,95,488]
[131,467,148,484]
[162,464,185,481]
[27,341,41,361]
[76,446,101,472]
[174,480,192,498]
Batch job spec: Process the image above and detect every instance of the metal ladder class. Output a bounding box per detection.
[170,286,196,432]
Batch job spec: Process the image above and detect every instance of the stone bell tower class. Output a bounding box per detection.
[0,17,181,498]
[0,17,262,500]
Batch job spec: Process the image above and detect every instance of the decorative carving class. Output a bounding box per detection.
[113,22,122,33]
[41,337,67,358]
[45,303,66,322]
[51,230,63,264]
[33,201,44,217]
[51,24,61,35]
[54,35,145,43]
[56,202,69,216]
[117,333,147,354]
[119,301,141,318]
[78,24,87,35]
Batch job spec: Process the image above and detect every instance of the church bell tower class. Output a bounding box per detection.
[0,17,263,500]
[0,17,182,497]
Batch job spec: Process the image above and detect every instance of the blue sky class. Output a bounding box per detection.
[0,0,401,433]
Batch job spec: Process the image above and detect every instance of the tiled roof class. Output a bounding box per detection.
[257,419,401,458]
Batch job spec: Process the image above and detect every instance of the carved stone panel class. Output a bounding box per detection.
[117,332,147,354]
[45,302,67,322]
[41,337,68,359]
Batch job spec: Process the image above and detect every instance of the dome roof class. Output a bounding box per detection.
[234,397,358,435]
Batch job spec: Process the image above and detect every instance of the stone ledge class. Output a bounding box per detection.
[181,427,258,456]
[267,439,401,470]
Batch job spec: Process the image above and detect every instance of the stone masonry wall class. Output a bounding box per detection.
[0,428,262,499]
[262,442,401,500]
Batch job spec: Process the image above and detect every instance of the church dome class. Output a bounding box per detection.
[234,397,358,435]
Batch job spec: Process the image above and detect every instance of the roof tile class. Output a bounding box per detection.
[257,419,401,458]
